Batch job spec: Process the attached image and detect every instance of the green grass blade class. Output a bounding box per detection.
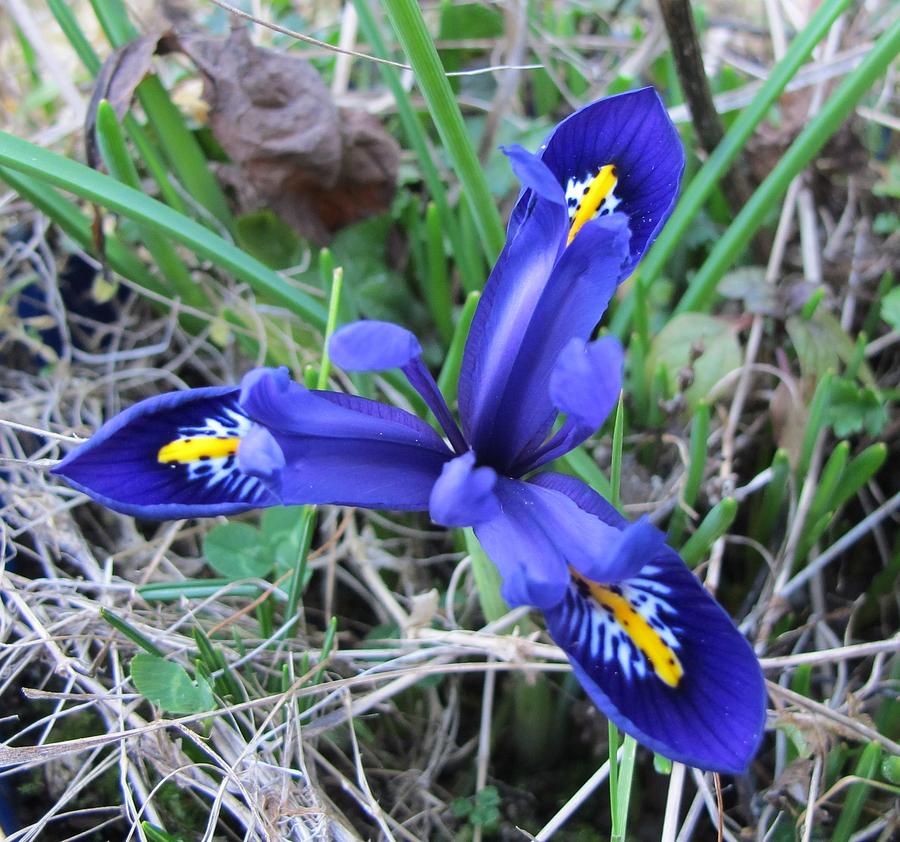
[674,14,900,314]
[424,202,455,343]
[798,372,833,479]
[609,394,625,511]
[0,166,166,296]
[465,528,508,624]
[612,0,852,336]
[437,290,480,404]
[0,132,326,328]
[829,443,887,512]
[352,0,483,292]
[100,608,164,657]
[681,497,738,567]
[381,0,505,265]
[95,100,207,309]
[832,742,882,842]
[668,401,710,545]
[612,735,638,842]
[47,0,101,74]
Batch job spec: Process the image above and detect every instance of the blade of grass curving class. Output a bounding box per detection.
[0,165,167,296]
[0,133,327,327]
[610,0,853,336]
[612,734,638,842]
[674,15,900,315]
[380,0,505,265]
[95,100,207,310]
[352,0,483,292]
[828,443,886,512]
[681,497,738,567]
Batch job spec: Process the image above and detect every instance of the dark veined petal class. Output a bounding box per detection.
[429,451,500,527]
[52,387,281,518]
[533,472,766,774]
[461,214,630,471]
[521,86,684,277]
[239,367,453,510]
[473,478,622,610]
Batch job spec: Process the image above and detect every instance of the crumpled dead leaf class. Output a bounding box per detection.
[177,26,399,243]
[85,28,169,169]
[85,23,399,244]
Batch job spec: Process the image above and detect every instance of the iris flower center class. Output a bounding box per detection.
[571,568,683,688]
[157,436,240,464]
[566,164,619,245]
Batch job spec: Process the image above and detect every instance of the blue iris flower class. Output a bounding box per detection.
[53,89,766,774]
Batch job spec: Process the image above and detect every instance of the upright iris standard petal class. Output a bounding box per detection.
[461,214,630,471]
[429,451,500,527]
[51,387,281,518]
[513,87,684,275]
[239,368,453,510]
[532,472,767,774]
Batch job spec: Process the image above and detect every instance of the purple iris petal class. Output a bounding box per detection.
[519,335,624,473]
[474,478,623,610]
[461,213,630,472]
[51,387,280,519]
[519,86,684,277]
[330,320,468,453]
[533,472,766,774]
[429,452,500,527]
[501,144,567,205]
[329,320,422,371]
[239,424,285,484]
[239,367,453,509]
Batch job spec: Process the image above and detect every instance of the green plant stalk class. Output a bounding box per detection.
[381,0,505,265]
[285,507,317,622]
[0,133,327,327]
[317,267,345,389]
[608,722,620,829]
[352,0,482,291]
[829,443,887,511]
[797,372,833,479]
[313,616,339,685]
[609,395,625,511]
[681,497,738,567]
[437,290,480,404]
[95,100,207,310]
[669,401,711,545]
[100,608,164,657]
[193,626,243,702]
[611,0,853,337]
[464,528,508,624]
[612,734,638,842]
[832,742,883,842]
[425,202,455,343]
[674,14,900,315]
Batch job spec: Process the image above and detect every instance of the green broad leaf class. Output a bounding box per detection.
[235,210,304,269]
[787,310,876,387]
[882,755,900,785]
[261,505,306,539]
[717,266,778,314]
[203,522,272,579]
[880,286,900,332]
[131,654,214,713]
[646,313,741,408]
[825,378,888,438]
